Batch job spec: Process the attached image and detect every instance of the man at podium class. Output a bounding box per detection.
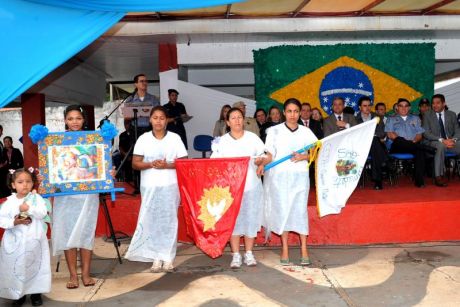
[124,73,160,135]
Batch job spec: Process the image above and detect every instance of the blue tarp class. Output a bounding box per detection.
[25,0,236,12]
[0,0,238,107]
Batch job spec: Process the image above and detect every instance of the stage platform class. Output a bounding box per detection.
[96,179,460,246]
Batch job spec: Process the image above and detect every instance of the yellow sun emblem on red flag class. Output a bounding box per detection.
[197,185,234,232]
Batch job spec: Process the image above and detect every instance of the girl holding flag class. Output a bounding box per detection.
[261,98,318,266]
[211,107,265,268]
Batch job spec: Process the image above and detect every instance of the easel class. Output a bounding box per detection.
[99,193,123,264]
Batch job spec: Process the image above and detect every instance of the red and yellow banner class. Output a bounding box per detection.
[175,157,249,258]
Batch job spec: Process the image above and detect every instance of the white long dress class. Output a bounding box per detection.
[264,123,318,235]
[211,131,265,237]
[125,131,187,263]
[52,193,99,255]
[0,194,51,299]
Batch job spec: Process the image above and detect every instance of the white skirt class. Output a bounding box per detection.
[0,226,51,299]
[52,193,99,255]
[264,170,310,235]
[233,181,264,237]
[125,184,180,263]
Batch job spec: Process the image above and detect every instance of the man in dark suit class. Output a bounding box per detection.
[299,102,323,139]
[323,97,358,137]
[422,94,460,187]
[355,96,388,190]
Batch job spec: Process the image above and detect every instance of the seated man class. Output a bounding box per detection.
[355,96,388,190]
[323,97,357,137]
[385,98,428,188]
[375,102,387,124]
[422,94,460,187]
[418,98,430,121]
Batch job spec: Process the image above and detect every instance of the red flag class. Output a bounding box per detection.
[175,157,249,258]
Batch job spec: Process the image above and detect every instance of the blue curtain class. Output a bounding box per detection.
[0,0,239,107]
[25,0,240,12]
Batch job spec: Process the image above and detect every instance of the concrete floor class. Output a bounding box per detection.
[1,239,460,307]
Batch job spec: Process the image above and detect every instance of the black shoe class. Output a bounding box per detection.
[415,182,426,188]
[374,181,383,190]
[434,176,448,187]
[30,294,43,306]
[11,296,26,306]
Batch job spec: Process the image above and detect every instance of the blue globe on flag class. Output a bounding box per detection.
[319,67,374,115]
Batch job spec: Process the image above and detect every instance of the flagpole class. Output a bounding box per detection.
[264,141,319,171]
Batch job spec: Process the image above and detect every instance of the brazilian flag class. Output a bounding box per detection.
[253,43,435,115]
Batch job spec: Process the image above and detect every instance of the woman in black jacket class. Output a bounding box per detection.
[2,136,24,170]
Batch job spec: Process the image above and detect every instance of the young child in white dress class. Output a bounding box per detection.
[0,168,51,306]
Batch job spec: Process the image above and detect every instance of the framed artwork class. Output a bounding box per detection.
[37,130,121,199]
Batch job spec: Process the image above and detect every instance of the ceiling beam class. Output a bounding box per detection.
[435,68,460,82]
[292,0,311,18]
[225,4,232,19]
[360,0,386,15]
[421,0,456,15]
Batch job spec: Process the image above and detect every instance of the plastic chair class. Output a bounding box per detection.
[385,139,415,185]
[445,151,458,180]
[193,135,214,158]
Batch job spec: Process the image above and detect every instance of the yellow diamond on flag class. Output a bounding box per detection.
[270,56,422,116]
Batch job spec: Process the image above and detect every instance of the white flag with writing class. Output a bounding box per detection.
[316,118,378,217]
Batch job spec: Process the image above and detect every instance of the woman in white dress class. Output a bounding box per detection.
[125,106,188,273]
[211,107,265,268]
[52,105,100,289]
[0,168,50,306]
[262,98,318,266]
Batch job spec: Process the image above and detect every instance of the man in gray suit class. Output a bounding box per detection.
[323,97,358,137]
[423,94,460,187]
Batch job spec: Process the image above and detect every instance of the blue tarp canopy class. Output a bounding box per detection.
[0,0,238,107]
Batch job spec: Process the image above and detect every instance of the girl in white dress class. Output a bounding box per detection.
[211,107,265,268]
[125,106,188,273]
[0,168,50,306]
[262,98,318,266]
[52,105,100,289]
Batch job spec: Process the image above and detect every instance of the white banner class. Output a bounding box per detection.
[316,118,378,217]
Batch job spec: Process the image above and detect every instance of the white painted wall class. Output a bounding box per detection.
[436,80,460,114]
[160,69,256,157]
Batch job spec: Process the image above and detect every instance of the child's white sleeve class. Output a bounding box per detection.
[27,195,48,220]
[0,201,15,229]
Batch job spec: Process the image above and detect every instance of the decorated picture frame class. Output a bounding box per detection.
[30,122,123,200]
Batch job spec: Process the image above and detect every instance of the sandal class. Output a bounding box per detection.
[300,257,311,266]
[82,277,96,287]
[280,258,290,266]
[66,280,79,289]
